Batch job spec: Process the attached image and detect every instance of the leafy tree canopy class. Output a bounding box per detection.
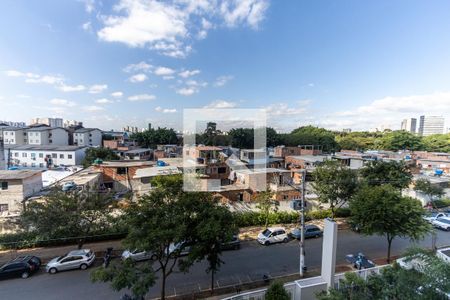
[359,160,412,190]
[82,147,119,167]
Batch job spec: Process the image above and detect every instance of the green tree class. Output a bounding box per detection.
[376,130,424,151]
[255,189,277,228]
[359,160,412,190]
[228,128,254,148]
[350,185,430,263]
[414,178,445,204]
[82,147,119,167]
[311,160,359,218]
[265,281,290,300]
[21,187,114,249]
[131,127,178,148]
[288,126,338,152]
[422,133,450,153]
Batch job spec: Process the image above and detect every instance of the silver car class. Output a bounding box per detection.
[46,249,95,274]
[121,249,155,262]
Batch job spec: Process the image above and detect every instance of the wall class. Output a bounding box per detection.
[50,128,69,146]
[7,148,86,168]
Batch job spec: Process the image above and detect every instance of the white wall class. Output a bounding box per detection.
[2,130,26,145]
[7,148,86,168]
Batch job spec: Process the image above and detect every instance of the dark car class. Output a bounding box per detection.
[345,252,375,270]
[221,234,241,250]
[290,225,323,239]
[0,256,41,280]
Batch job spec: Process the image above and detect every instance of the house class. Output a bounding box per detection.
[124,148,152,160]
[4,145,88,169]
[0,170,42,216]
[0,127,27,145]
[184,146,230,183]
[73,128,102,147]
[133,165,181,195]
[274,146,303,158]
[26,127,69,146]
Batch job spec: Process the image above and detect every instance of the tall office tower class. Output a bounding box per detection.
[400,118,417,133]
[418,115,445,136]
[31,117,63,127]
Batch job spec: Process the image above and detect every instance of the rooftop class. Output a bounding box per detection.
[287,155,329,163]
[134,166,181,178]
[26,127,66,132]
[5,145,88,151]
[74,128,101,133]
[125,148,153,154]
[98,160,155,168]
[0,170,42,180]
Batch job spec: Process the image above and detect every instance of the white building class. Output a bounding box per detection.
[0,170,42,216]
[31,117,63,128]
[73,128,102,147]
[401,118,417,133]
[1,127,27,145]
[26,127,68,146]
[418,115,445,136]
[64,120,83,128]
[5,145,87,169]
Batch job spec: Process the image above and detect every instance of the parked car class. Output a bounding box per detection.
[167,242,191,257]
[46,249,95,274]
[345,252,375,270]
[290,225,323,239]
[62,181,78,192]
[424,212,448,223]
[257,227,289,245]
[121,249,155,262]
[431,217,450,231]
[0,256,41,280]
[220,234,241,250]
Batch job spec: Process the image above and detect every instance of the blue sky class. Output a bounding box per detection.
[0,0,449,132]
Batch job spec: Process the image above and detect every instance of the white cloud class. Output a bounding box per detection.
[213,75,233,87]
[96,0,269,58]
[128,94,156,101]
[83,105,105,112]
[25,75,64,85]
[176,87,197,96]
[50,98,76,107]
[185,79,207,87]
[163,75,175,80]
[178,69,200,78]
[80,0,95,13]
[154,66,175,76]
[58,84,86,92]
[111,91,123,98]
[123,61,153,73]
[82,21,92,32]
[95,98,114,104]
[264,103,308,116]
[89,84,108,94]
[155,106,177,113]
[128,73,148,83]
[203,100,237,108]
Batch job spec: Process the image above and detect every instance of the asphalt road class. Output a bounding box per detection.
[0,229,449,300]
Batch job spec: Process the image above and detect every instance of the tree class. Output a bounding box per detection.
[359,160,412,190]
[82,147,120,167]
[131,127,178,148]
[265,281,290,300]
[422,133,450,153]
[376,130,424,151]
[350,185,430,263]
[311,160,359,218]
[91,175,217,300]
[414,178,444,205]
[228,128,254,149]
[288,126,338,152]
[185,202,236,293]
[255,189,278,228]
[21,187,114,249]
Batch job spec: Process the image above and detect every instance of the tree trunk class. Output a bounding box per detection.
[330,204,335,219]
[77,238,84,250]
[386,236,393,263]
[265,212,269,228]
[211,270,215,293]
[161,270,166,300]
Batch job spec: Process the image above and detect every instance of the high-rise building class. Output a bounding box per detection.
[64,120,83,128]
[418,115,445,136]
[31,117,63,127]
[401,118,417,133]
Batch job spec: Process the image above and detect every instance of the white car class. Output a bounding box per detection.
[46,249,95,274]
[257,227,289,245]
[432,217,450,231]
[121,249,154,262]
[424,212,448,223]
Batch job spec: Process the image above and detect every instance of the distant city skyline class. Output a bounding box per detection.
[1,0,450,131]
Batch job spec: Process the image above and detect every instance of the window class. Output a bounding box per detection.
[31,153,36,158]
[68,154,72,159]
[22,153,27,157]
[0,204,8,212]
[60,154,64,159]
[49,139,52,143]
[218,167,227,174]
[39,163,44,168]
[22,163,27,167]
[52,153,57,158]
[1,182,8,190]
[31,163,36,167]
[117,167,127,175]
[14,152,18,157]
[39,153,43,158]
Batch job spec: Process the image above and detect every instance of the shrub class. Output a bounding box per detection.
[265,281,290,300]
[433,198,450,208]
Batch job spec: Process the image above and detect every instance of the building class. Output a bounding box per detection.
[401,118,417,133]
[63,120,83,128]
[26,127,69,146]
[31,117,63,128]
[0,139,5,170]
[418,115,445,136]
[0,120,26,128]
[73,128,102,147]
[0,170,42,216]
[1,127,27,145]
[4,145,88,169]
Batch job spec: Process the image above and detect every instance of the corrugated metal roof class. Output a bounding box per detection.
[0,170,42,180]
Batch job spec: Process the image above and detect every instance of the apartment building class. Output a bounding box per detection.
[418,115,445,136]
[1,127,27,145]
[73,128,102,147]
[5,145,87,168]
[0,170,42,216]
[27,127,68,146]
[30,117,63,128]
[401,118,417,133]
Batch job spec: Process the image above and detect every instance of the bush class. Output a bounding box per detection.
[265,281,290,300]
[433,198,450,208]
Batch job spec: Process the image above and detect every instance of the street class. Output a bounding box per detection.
[0,229,449,300]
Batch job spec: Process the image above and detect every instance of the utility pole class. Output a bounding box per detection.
[299,169,306,277]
